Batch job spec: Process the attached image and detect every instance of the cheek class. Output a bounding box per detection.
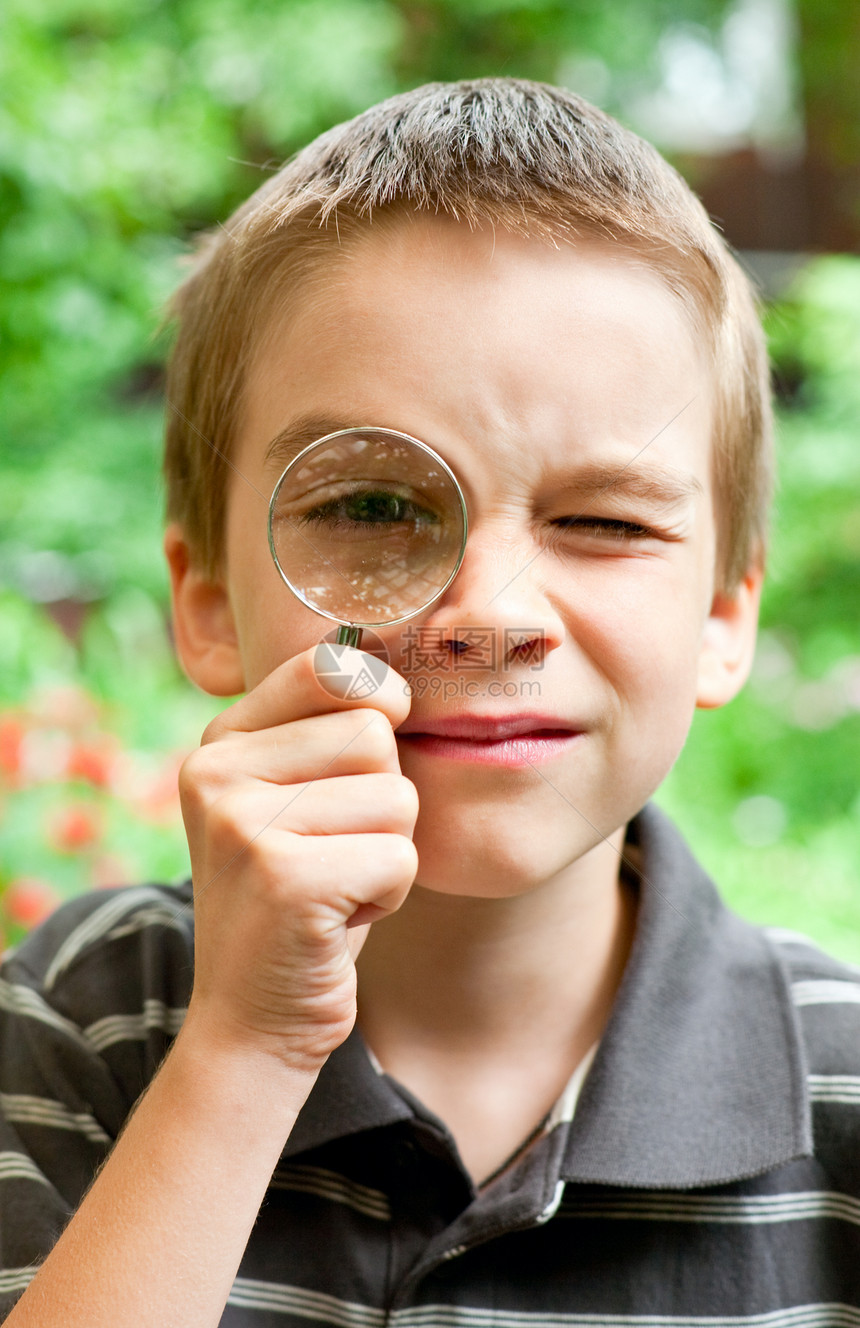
[248,566,326,664]
[237,601,328,690]
[564,563,707,708]
[225,490,329,688]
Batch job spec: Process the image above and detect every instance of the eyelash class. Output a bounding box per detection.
[551,517,657,541]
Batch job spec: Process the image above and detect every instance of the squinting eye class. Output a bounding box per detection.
[553,517,655,540]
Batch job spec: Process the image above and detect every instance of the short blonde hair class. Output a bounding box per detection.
[164,78,773,592]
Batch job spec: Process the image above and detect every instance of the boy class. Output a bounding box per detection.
[2,78,859,1326]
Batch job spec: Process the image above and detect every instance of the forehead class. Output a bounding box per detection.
[238,214,714,501]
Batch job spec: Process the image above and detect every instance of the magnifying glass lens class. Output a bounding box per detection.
[269,429,467,628]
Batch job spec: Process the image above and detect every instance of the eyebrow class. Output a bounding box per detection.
[263,416,704,508]
[553,460,704,509]
[264,416,380,475]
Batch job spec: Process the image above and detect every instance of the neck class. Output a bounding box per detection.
[356,828,638,1080]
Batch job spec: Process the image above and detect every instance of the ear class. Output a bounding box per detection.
[163,524,245,697]
[695,564,764,710]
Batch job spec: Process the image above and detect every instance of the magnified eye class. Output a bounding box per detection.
[343,491,405,524]
[309,489,436,528]
[267,425,468,627]
[288,484,442,541]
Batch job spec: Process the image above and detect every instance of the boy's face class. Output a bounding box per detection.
[172,215,760,899]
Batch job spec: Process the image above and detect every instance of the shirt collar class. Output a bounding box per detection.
[560,802,813,1188]
[285,803,813,1185]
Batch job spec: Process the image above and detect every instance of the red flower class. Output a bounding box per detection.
[67,739,116,788]
[137,752,185,824]
[4,878,60,928]
[0,718,24,785]
[49,804,103,853]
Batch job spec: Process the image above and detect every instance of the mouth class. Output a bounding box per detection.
[396,714,584,766]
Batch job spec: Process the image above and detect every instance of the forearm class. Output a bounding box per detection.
[4,1021,318,1328]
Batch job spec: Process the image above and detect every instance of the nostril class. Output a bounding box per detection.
[509,634,545,664]
[445,638,471,656]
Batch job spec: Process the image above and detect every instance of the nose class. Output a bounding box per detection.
[414,522,565,670]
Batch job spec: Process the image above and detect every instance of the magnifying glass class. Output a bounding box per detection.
[268,427,469,648]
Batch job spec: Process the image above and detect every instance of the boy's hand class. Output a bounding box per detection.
[177,646,417,1077]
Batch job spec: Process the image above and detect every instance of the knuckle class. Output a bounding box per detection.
[178,746,213,804]
[205,802,300,891]
[249,833,301,890]
[178,743,232,806]
[200,714,229,746]
[380,774,419,825]
[339,706,371,739]
[357,710,396,762]
[389,834,419,881]
[298,646,328,697]
[206,790,257,852]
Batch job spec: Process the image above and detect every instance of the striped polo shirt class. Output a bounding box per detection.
[2,802,860,1325]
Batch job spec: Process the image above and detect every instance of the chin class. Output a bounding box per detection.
[410,813,579,900]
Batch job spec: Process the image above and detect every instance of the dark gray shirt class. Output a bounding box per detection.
[2,803,859,1323]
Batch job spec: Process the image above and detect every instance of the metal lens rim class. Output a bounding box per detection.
[267,425,469,629]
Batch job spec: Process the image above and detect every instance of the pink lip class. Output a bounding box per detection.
[398,713,581,739]
[396,714,584,766]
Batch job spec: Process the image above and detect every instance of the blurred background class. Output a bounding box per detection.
[1,0,858,954]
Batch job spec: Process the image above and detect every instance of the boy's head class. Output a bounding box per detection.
[163,78,772,895]
[164,77,773,597]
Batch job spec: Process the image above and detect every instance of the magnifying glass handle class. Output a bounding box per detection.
[336,625,363,649]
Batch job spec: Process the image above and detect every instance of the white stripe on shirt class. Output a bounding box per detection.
[0,1093,111,1145]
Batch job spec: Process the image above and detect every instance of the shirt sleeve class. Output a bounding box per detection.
[0,882,194,1317]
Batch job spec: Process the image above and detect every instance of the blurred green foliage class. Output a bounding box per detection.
[658,256,860,957]
[1,0,859,955]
